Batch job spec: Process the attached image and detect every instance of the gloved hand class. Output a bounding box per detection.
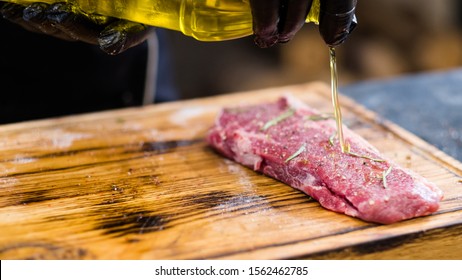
[318,0,357,46]
[249,0,357,48]
[0,1,154,55]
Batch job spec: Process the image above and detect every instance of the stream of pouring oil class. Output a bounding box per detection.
[329,47,348,153]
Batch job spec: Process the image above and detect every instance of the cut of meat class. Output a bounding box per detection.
[206,95,443,224]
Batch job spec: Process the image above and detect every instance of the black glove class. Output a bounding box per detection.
[0,1,154,55]
[319,0,357,46]
[249,0,357,48]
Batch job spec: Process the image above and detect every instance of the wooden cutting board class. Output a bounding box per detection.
[1,82,461,260]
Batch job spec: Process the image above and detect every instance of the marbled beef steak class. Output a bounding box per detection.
[206,96,443,224]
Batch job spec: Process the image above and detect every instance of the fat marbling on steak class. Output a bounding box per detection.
[206,96,443,224]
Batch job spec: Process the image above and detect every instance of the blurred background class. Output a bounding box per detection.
[1,0,461,122]
[162,0,462,100]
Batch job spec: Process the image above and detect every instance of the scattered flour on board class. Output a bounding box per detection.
[12,155,37,164]
[169,106,216,126]
[0,128,91,149]
[214,160,268,216]
[226,162,255,190]
[47,129,91,148]
[0,176,19,187]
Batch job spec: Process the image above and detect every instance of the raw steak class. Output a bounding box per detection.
[206,95,443,224]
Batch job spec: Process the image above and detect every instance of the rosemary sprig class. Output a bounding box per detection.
[285,143,306,163]
[347,151,385,163]
[305,113,334,121]
[261,108,295,131]
[382,166,393,189]
[329,133,384,162]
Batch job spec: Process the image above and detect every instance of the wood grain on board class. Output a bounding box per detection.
[0,82,461,259]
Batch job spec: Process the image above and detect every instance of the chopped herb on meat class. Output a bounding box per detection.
[305,113,334,121]
[285,143,307,163]
[261,108,295,131]
[347,150,386,163]
[382,166,393,189]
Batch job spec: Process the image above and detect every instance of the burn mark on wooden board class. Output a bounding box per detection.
[4,187,84,207]
[17,189,55,205]
[96,211,169,237]
[181,191,239,209]
[140,139,202,153]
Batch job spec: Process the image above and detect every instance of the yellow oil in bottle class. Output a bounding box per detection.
[6,0,320,41]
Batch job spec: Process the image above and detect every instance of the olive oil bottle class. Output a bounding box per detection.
[6,0,320,41]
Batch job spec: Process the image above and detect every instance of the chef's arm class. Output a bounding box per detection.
[250,0,357,48]
[0,1,153,55]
